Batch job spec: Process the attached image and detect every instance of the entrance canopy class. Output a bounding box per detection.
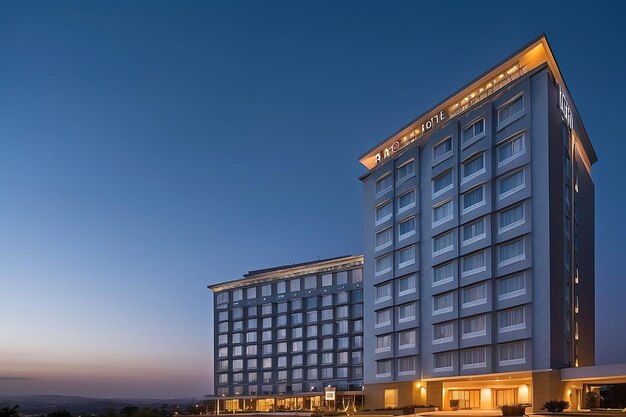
[561,363,626,385]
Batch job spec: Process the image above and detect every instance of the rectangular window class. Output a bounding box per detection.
[497,273,526,300]
[433,137,453,160]
[376,254,393,276]
[398,275,416,296]
[398,329,416,349]
[462,185,485,212]
[498,169,525,199]
[498,133,525,165]
[397,159,415,182]
[462,282,487,307]
[290,278,301,292]
[304,275,317,289]
[499,341,525,365]
[261,284,271,297]
[499,203,525,233]
[433,292,453,314]
[375,334,392,353]
[398,303,416,322]
[375,309,392,328]
[376,360,392,377]
[462,218,486,245]
[433,322,454,344]
[276,281,286,294]
[232,289,243,302]
[462,118,485,143]
[398,189,416,213]
[498,306,525,332]
[398,356,416,374]
[433,170,453,196]
[307,368,318,380]
[376,200,393,224]
[433,262,454,285]
[434,352,453,371]
[433,200,453,226]
[498,238,525,267]
[462,251,486,276]
[321,273,333,287]
[376,227,393,250]
[376,173,393,194]
[433,231,454,256]
[462,153,485,181]
[375,282,392,303]
[399,216,416,240]
[461,347,487,369]
[498,95,524,124]
[321,308,333,321]
[246,287,257,300]
[462,315,487,338]
[398,245,416,268]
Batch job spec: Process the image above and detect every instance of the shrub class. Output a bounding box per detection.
[542,400,569,413]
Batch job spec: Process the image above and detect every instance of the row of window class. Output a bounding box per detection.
[375,355,417,377]
[430,340,526,373]
[218,302,364,324]
[375,303,417,326]
[218,348,364,373]
[218,317,364,338]
[374,329,417,352]
[217,380,364,397]
[219,365,361,384]
[215,270,363,305]
[217,334,366,357]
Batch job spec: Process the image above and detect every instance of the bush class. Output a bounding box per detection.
[542,400,569,413]
[501,405,526,416]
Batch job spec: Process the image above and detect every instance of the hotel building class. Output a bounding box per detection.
[358,35,597,410]
[208,256,366,411]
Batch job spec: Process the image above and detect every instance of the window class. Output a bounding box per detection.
[376,360,392,377]
[433,352,453,371]
[290,278,301,292]
[336,271,348,285]
[336,305,348,319]
[397,159,415,182]
[376,173,393,194]
[498,238,525,267]
[433,170,453,196]
[262,317,272,328]
[233,289,243,302]
[376,334,392,353]
[246,287,257,300]
[306,310,317,324]
[398,356,416,374]
[399,216,416,240]
[462,118,485,143]
[497,273,526,300]
[376,227,393,251]
[433,262,454,285]
[292,327,303,339]
[307,368,318,380]
[433,292,453,314]
[307,339,318,351]
[433,137,453,160]
[433,231,454,256]
[216,292,229,304]
[352,269,363,283]
[462,153,485,182]
[292,340,303,352]
[276,281,286,294]
[499,306,525,332]
[498,170,525,199]
[304,275,317,289]
[498,95,524,124]
[398,275,416,296]
[499,203,525,233]
[337,351,348,364]
[462,185,485,213]
[433,322,454,344]
[398,329,416,349]
[218,334,228,345]
[462,315,487,338]
[398,303,416,322]
[376,254,393,276]
[232,359,243,371]
[321,273,333,287]
[321,323,333,335]
[321,367,333,379]
[262,344,273,355]
[376,201,393,224]
[376,309,392,327]
[462,218,486,245]
[276,315,287,327]
[292,355,303,366]
[462,251,486,276]
[461,347,487,369]
[398,245,416,268]
[337,336,349,349]
[292,368,302,380]
[498,133,525,165]
[217,373,228,384]
[398,190,416,213]
[321,308,333,321]
[261,284,271,297]
[499,341,525,365]
[433,200,453,226]
[375,282,392,303]
[247,358,257,369]
[246,332,257,343]
[462,282,487,307]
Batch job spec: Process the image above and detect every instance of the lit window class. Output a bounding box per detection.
[461,347,487,369]
[375,309,392,328]
[433,322,454,344]
[462,185,485,213]
[375,254,393,276]
[498,169,525,199]
[375,282,392,304]
[397,159,415,182]
[498,238,525,267]
[433,262,454,286]
[398,245,416,268]
[376,173,393,194]
[433,231,454,256]
[497,273,526,300]
[433,137,453,160]
[498,133,525,166]
[433,352,453,372]
[462,218,486,245]
[398,275,416,296]
[462,315,486,338]
[462,153,485,182]
[462,251,486,276]
[398,189,416,213]
[376,200,393,225]
[462,282,487,308]
[376,334,392,353]
[433,170,453,197]
[462,118,485,143]
[498,95,524,124]
[499,341,525,365]
[498,306,525,332]
[399,216,416,240]
[376,227,393,251]
[433,200,453,226]
[499,203,525,233]
[433,292,453,314]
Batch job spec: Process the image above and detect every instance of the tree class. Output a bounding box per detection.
[120,407,139,417]
[0,405,19,417]
[47,410,72,417]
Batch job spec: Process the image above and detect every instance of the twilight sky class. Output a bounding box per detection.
[1,0,625,399]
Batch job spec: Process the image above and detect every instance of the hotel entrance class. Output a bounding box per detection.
[495,389,518,407]
[449,389,480,409]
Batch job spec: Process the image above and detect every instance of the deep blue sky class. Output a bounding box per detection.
[0,0,625,399]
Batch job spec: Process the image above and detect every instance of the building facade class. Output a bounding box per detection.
[208,256,365,411]
[358,35,597,410]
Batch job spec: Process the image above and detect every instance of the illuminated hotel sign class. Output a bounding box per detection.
[559,85,574,130]
[375,110,447,164]
[324,386,336,401]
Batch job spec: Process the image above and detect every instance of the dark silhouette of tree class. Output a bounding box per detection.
[47,410,72,417]
[0,405,19,417]
[601,384,626,408]
[120,406,139,417]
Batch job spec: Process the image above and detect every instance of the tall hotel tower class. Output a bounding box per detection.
[358,35,596,410]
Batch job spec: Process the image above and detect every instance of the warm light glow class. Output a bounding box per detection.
[518,384,529,403]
